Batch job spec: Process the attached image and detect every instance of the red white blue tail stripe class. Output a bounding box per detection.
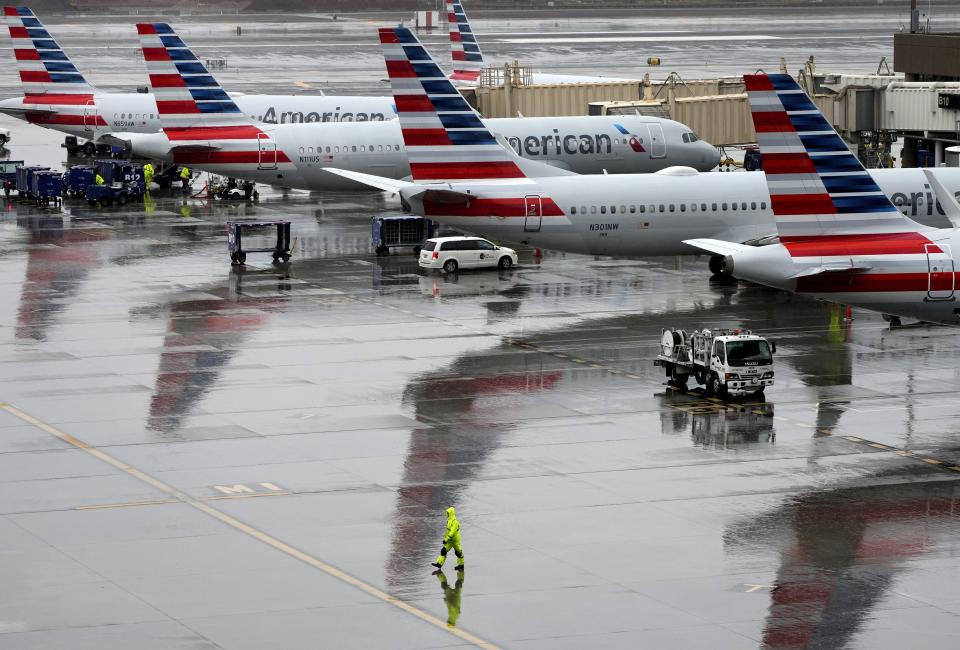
[5,6,95,99]
[380,26,523,182]
[745,74,924,244]
[447,0,484,83]
[137,23,289,166]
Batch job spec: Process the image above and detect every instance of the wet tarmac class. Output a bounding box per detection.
[3,5,960,649]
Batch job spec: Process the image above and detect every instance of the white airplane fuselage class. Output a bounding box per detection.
[123,115,719,190]
[401,167,960,257]
[0,92,396,139]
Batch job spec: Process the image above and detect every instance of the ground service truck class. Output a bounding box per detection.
[655,328,775,397]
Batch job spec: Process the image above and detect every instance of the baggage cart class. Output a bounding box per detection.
[31,170,63,208]
[64,166,97,198]
[1,160,24,197]
[16,166,49,199]
[371,215,437,256]
[227,220,292,265]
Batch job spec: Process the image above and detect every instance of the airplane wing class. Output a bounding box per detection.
[322,168,416,194]
[682,238,755,256]
[922,169,960,228]
[322,168,478,203]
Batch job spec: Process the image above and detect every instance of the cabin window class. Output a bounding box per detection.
[614,139,619,145]
[334,146,340,153]
[601,206,607,214]
[701,203,707,211]
[680,204,686,212]
[732,202,738,211]
[712,203,718,211]
[669,204,675,212]
[378,145,383,151]
[659,204,665,212]
[750,202,757,210]
[691,203,697,212]
[299,147,305,154]
[570,206,577,214]
[610,206,616,214]
[360,145,365,152]
[620,205,626,213]
[741,202,747,210]
[326,146,331,153]
[722,202,728,210]
[761,201,767,210]
[630,205,636,214]
[590,206,597,214]
[308,147,314,154]
[352,146,357,152]
[639,205,645,213]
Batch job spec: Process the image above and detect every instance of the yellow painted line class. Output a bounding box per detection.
[294,80,312,89]
[0,403,499,650]
[844,436,862,442]
[921,458,942,465]
[868,443,889,450]
[77,498,175,510]
[949,466,960,472]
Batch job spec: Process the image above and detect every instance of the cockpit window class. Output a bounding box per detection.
[681,132,700,143]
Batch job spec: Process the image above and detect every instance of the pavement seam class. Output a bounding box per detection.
[0,401,500,650]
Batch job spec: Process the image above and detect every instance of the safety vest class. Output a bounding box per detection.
[180,167,190,180]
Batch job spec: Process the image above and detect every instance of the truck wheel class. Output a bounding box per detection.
[708,373,723,397]
[670,366,687,389]
[99,198,111,207]
[117,194,127,206]
[82,141,96,156]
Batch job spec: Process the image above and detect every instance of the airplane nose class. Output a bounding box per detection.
[703,143,721,170]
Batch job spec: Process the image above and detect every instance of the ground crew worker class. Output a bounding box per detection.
[435,568,463,628]
[94,173,104,185]
[180,166,191,190]
[143,162,154,188]
[432,506,464,571]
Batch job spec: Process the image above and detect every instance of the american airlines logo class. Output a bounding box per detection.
[506,130,616,157]
[261,106,389,124]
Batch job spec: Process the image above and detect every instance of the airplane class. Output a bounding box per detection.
[0,6,396,148]
[323,26,960,271]
[121,22,718,192]
[447,0,630,85]
[684,73,960,325]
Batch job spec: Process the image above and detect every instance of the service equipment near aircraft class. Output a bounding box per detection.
[655,327,775,397]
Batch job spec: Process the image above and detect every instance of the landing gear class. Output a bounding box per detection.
[82,141,96,157]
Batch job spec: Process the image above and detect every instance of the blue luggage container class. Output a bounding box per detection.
[64,165,96,198]
[31,170,63,207]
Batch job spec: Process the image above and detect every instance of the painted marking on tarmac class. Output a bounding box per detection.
[0,402,499,650]
[743,583,773,593]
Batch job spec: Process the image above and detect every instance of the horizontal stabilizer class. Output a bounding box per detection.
[790,263,872,279]
[922,169,960,228]
[682,238,754,256]
[0,105,57,117]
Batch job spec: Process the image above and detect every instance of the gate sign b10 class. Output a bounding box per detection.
[938,93,960,110]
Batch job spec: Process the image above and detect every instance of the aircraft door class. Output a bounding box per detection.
[523,195,542,232]
[83,100,96,133]
[926,243,955,300]
[257,133,278,170]
[646,124,666,159]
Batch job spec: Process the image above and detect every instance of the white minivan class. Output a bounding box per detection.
[419,236,518,273]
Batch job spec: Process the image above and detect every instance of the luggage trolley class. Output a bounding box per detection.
[371,215,437,256]
[1,160,24,197]
[227,220,292,265]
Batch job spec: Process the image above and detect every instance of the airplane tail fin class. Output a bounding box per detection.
[137,23,287,167]
[744,73,926,249]
[380,25,529,183]
[4,6,96,98]
[447,0,485,83]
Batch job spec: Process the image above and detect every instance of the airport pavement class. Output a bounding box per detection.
[2,120,960,649]
[2,5,960,648]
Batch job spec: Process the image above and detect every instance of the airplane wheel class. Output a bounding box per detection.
[82,141,96,156]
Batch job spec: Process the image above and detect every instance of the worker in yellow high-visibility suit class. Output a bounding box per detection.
[94,173,105,185]
[143,162,154,189]
[432,506,464,571]
[180,166,191,190]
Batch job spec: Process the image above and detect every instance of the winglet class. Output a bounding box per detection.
[922,168,960,228]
